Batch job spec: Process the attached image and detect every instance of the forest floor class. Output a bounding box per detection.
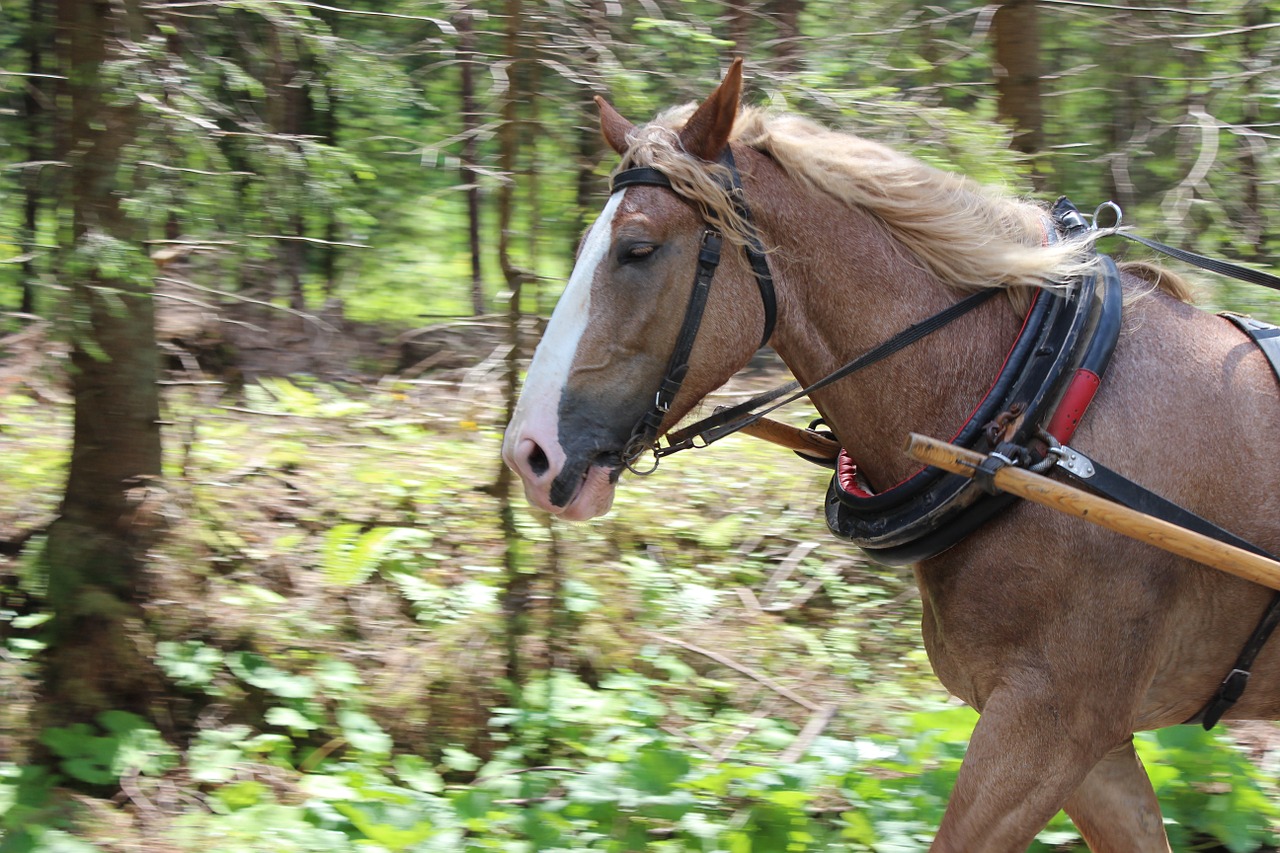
[1,299,1279,852]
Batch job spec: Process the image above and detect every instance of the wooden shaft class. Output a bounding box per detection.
[904,432,1280,592]
[736,416,840,460]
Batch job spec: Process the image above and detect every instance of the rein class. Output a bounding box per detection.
[659,289,998,457]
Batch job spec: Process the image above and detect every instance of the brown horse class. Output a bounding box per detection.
[501,59,1280,851]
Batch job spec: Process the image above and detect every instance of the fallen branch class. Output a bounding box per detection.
[643,631,822,713]
[779,704,839,764]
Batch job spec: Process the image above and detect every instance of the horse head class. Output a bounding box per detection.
[502,59,770,519]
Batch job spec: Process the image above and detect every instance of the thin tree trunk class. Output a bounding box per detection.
[496,0,529,688]
[572,0,607,261]
[728,1,753,58]
[317,11,340,296]
[21,0,48,317]
[43,0,164,728]
[992,0,1045,190]
[459,6,484,315]
[766,0,802,75]
[265,22,307,310]
[524,29,542,313]
[1238,0,1268,259]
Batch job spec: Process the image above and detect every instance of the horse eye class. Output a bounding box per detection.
[619,242,658,264]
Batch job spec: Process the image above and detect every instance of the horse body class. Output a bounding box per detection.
[501,60,1280,850]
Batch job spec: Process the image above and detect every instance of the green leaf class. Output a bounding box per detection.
[226,652,316,699]
[392,755,444,794]
[265,707,319,732]
[441,747,480,773]
[321,525,430,586]
[334,800,434,852]
[337,709,392,755]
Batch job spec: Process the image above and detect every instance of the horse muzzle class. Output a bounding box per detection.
[501,430,621,521]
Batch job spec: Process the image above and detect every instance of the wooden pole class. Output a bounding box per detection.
[904,433,1280,592]
[736,417,840,460]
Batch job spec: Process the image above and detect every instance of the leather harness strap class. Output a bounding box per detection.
[824,199,1123,565]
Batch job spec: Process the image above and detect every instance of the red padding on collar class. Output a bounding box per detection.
[1044,368,1101,444]
[837,451,874,498]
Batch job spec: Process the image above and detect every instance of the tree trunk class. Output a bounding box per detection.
[21,0,49,317]
[572,0,607,261]
[992,0,1045,190]
[459,6,485,315]
[1238,0,1269,259]
[728,1,754,58]
[265,21,308,311]
[524,28,543,313]
[43,0,165,727]
[766,0,802,75]
[496,0,529,688]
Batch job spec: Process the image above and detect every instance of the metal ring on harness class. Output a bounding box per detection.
[1092,201,1123,231]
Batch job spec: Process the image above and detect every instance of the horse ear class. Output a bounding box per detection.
[679,58,743,162]
[596,96,635,156]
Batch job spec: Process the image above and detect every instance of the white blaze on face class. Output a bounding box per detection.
[517,192,625,416]
[501,192,625,517]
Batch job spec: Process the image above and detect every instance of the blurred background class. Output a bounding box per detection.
[1,1,1278,850]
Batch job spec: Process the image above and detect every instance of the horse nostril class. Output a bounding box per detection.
[527,442,550,477]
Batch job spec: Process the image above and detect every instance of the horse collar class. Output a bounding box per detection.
[826,197,1125,565]
[609,148,778,470]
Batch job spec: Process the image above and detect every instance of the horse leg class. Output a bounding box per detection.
[1062,738,1170,853]
[929,688,1118,852]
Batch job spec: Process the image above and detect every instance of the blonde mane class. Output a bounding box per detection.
[616,105,1102,294]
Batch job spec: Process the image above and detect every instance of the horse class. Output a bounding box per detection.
[500,58,1280,851]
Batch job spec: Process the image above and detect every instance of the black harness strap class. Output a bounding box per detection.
[1100,222,1280,727]
[1114,232,1280,292]
[660,289,998,456]
[1050,440,1280,730]
[623,229,726,466]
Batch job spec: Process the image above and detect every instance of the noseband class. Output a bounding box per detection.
[608,148,777,471]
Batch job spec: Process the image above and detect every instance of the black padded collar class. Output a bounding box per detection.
[825,198,1124,565]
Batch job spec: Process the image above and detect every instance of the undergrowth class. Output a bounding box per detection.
[1,373,1278,852]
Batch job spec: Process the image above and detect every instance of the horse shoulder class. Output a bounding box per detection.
[916,281,1280,727]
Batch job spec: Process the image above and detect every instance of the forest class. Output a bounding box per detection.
[1,0,1279,850]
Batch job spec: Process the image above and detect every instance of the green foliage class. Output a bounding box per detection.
[3,1,1280,849]
[39,711,177,787]
[1137,725,1280,852]
[1,379,1279,849]
[320,523,433,586]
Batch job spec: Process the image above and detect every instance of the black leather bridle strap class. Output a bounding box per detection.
[623,228,725,464]
[610,154,777,348]
[721,146,777,347]
[660,288,999,456]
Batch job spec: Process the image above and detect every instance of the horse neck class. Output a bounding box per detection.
[743,153,1026,490]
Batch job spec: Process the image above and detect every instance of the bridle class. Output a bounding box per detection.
[609,147,777,472]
